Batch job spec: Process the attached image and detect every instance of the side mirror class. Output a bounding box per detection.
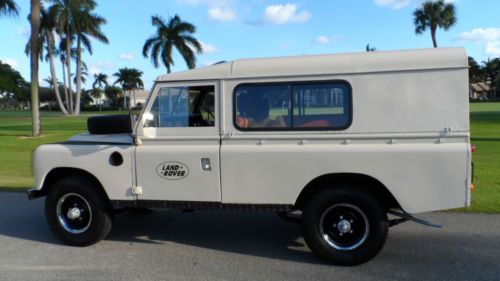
[143,112,155,128]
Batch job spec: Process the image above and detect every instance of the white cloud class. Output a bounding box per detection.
[2,58,19,70]
[374,0,411,9]
[95,61,115,69]
[486,42,500,57]
[262,3,311,24]
[314,34,344,44]
[88,61,115,76]
[88,66,102,76]
[457,28,500,57]
[208,7,237,21]
[200,42,219,54]
[119,53,135,61]
[457,28,500,43]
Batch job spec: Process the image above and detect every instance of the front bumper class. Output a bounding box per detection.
[27,189,44,200]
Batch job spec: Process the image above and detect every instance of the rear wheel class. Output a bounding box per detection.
[45,176,112,246]
[302,187,388,265]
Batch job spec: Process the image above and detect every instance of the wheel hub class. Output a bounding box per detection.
[337,219,351,233]
[67,207,82,220]
[319,203,370,251]
[56,193,92,234]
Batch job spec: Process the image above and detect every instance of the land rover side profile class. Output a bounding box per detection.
[29,48,472,265]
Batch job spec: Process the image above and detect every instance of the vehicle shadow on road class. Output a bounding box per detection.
[107,210,328,265]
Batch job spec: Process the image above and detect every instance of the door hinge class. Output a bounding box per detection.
[132,186,143,195]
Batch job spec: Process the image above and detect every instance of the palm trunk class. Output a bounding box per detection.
[74,37,83,115]
[431,27,438,48]
[98,93,102,112]
[61,59,69,109]
[123,90,127,110]
[66,32,74,114]
[30,0,41,137]
[47,32,68,115]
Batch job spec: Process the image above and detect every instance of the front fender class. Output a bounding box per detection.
[32,143,135,200]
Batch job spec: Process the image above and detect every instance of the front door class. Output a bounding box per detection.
[135,81,221,202]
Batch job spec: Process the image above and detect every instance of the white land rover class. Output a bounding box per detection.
[29,48,472,265]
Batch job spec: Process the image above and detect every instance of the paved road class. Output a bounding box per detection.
[0,192,498,281]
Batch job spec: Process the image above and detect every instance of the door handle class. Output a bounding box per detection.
[201,158,211,171]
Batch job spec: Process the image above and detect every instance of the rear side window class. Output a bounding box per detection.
[234,81,351,130]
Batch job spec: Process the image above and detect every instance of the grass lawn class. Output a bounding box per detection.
[0,104,499,213]
[465,103,500,213]
[0,111,121,191]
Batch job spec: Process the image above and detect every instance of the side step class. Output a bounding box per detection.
[388,210,442,228]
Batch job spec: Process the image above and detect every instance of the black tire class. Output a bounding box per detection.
[45,176,113,246]
[87,115,132,135]
[302,187,388,265]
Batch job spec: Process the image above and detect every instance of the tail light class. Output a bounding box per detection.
[471,144,476,153]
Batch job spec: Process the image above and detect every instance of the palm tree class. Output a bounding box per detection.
[482,58,500,99]
[26,5,69,115]
[104,85,122,108]
[30,0,41,136]
[0,0,18,16]
[73,13,108,115]
[88,87,101,108]
[468,57,483,83]
[72,62,88,84]
[366,44,376,52]
[413,0,456,48]
[58,37,77,112]
[92,73,107,111]
[143,14,202,73]
[113,68,144,110]
[49,0,108,115]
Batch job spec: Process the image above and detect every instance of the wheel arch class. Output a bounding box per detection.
[294,173,402,212]
[33,167,110,204]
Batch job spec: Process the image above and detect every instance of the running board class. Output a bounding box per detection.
[388,210,442,228]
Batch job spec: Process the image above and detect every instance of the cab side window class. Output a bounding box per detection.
[145,85,215,128]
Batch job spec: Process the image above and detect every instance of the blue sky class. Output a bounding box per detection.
[1,0,499,89]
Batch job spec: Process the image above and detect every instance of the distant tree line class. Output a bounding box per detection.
[469,57,500,99]
[0,59,137,110]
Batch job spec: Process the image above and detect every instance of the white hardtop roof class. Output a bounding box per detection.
[156,47,467,82]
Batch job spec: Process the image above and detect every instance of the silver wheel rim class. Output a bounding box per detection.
[56,193,92,234]
[319,203,369,251]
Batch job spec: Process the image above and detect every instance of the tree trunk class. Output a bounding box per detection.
[30,0,41,137]
[123,90,127,110]
[47,32,68,115]
[61,58,69,109]
[66,32,74,114]
[74,36,83,115]
[431,27,438,48]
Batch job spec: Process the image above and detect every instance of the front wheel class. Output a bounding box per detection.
[302,187,388,265]
[45,176,112,246]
